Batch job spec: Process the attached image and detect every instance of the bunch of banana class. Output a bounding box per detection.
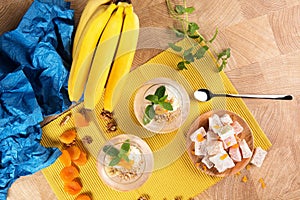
[68,0,139,111]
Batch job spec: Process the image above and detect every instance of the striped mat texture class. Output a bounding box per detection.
[41,39,272,200]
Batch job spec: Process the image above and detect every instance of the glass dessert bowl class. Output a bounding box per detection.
[97,134,154,191]
[134,77,190,133]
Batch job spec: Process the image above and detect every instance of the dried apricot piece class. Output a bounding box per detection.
[59,129,77,144]
[73,151,88,166]
[64,180,82,195]
[74,112,89,127]
[59,150,72,167]
[75,194,91,200]
[60,166,79,182]
[67,146,81,161]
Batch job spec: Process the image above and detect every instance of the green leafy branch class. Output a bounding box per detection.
[103,139,131,166]
[143,86,173,125]
[166,0,231,71]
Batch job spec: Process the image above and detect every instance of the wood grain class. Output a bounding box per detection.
[2,0,300,199]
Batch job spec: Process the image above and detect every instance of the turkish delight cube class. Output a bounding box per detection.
[209,150,235,173]
[222,134,237,149]
[229,145,242,162]
[217,125,235,140]
[209,114,223,133]
[239,139,252,158]
[206,141,224,156]
[220,114,233,125]
[190,127,207,142]
[231,121,244,135]
[194,139,207,156]
[250,147,267,167]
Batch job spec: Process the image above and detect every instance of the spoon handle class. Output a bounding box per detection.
[224,93,293,100]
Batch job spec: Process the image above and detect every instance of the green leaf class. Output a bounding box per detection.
[177,61,187,70]
[103,145,119,157]
[185,7,195,14]
[121,154,130,162]
[145,95,159,103]
[183,52,194,63]
[183,47,193,57]
[175,5,185,14]
[218,48,230,60]
[143,114,151,125]
[225,48,231,58]
[159,101,173,111]
[218,60,227,72]
[171,28,185,38]
[145,104,155,119]
[168,43,182,52]
[209,28,218,43]
[187,22,199,35]
[109,156,121,166]
[155,86,166,99]
[120,139,130,153]
[159,95,168,102]
[194,45,208,59]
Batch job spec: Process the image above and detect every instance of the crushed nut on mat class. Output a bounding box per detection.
[137,194,150,200]
[60,113,72,126]
[82,135,93,144]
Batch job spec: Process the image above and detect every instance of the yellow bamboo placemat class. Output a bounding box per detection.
[41,39,272,200]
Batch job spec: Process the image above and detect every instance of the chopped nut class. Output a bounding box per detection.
[174,196,183,200]
[107,120,117,132]
[137,194,150,200]
[100,109,113,121]
[82,135,93,144]
[60,113,72,126]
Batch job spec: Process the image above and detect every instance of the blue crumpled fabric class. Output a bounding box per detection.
[0,0,73,116]
[0,0,74,199]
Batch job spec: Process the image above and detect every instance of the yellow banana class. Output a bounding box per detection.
[72,0,111,57]
[103,5,139,112]
[68,3,117,102]
[84,5,124,110]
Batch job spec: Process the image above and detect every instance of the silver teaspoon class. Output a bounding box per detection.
[194,89,293,102]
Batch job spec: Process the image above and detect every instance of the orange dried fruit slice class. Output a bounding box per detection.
[59,129,77,144]
[73,151,88,166]
[67,146,81,161]
[60,166,79,182]
[59,150,72,167]
[75,194,91,200]
[118,158,134,170]
[64,180,82,195]
[74,112,89,127]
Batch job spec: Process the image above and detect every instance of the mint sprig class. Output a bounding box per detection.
[103,139,131,166]
[143,86,173,125]
[166,0,231,72]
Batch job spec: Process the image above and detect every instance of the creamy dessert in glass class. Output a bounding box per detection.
[134,77,190,133]
[97,134,153,191]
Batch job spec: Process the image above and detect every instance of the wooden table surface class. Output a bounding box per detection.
[2,0,300,199]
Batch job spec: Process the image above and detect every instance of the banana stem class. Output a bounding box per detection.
[114,0,132,4]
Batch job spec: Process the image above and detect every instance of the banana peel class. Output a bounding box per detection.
[84,6,125,110]
[103,5,139,112]
[68,3,117,102]
[72,0,110,57]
